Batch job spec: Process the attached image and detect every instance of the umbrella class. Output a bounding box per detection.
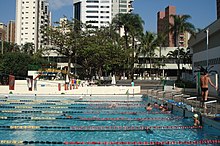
[111,75,116,85]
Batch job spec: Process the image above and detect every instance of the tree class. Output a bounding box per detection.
[112,13,144,79]
[46,18,85,76]
[1,52,30,77]
[169,14,196,81]
[169,14,196,47]
[139,31,157,76]
[167,48,185,79]
[21,42,35,55]
[0,41,20,53]
[182,47,192,70]
[77,25,126,79]
[156,32,167,58]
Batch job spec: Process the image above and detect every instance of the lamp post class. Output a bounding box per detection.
[205,28,209,67]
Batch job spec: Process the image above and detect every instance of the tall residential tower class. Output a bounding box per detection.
[7,20,16,43]
[157,6,189,48]
[16,0,50,51]
[73,0,134,28]
[157,6,176,47]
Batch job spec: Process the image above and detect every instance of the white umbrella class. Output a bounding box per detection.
[111,75,116,85]
[65,74,69,83]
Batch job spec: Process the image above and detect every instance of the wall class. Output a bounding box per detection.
[0,80,141,95]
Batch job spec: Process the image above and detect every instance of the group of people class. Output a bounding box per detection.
[146,102,169,112]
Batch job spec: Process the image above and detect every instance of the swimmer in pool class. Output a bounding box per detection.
[193,114,200,126]
[146,103,153,111]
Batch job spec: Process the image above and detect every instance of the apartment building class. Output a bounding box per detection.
[73,0,134,28]
[0,23,7,42]
[7,20,16,43]
[16,0,50,52]
[157,6,189,48]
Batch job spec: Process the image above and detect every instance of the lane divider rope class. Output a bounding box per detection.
[0,101,146,106]
[0,125,202,130]
[0,105,145,109]
[0,99,143,103]
[0,116,183,121]
[0,139,219,145]
[0,110,171,115]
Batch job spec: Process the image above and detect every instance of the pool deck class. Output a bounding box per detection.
[142,88,220,130]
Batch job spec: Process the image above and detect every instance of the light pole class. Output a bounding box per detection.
[205,28,209,67]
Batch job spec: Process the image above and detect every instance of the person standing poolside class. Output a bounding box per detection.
[200,70,217,110]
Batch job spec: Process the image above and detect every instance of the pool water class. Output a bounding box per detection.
[0,95,219,145]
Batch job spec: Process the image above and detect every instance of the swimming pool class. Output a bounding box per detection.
[0,94,219,145]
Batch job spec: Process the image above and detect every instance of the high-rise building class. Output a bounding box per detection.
[73,0,134,28]
[217,0,220,19]
[7,20,16,43]
[157,6,176,47]
[0,23,7,42]
[16,0,50,52]
[157,6,189,48]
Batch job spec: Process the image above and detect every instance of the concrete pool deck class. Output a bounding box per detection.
[0,80,141,95]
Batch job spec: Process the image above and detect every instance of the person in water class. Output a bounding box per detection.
[193,114,200,126]
[63,113,73,119]
[146,103,153,111]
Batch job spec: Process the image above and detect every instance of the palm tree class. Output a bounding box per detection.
[112,13,144,79]
[167,48,185,80]
[139,31,157,76]
[21,42,35,55]
[169,14,196,47]
[156,32,167,58]
[169,14,196,81]
[46,18,85,76]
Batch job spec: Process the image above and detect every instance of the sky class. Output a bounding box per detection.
[0,0,217,32]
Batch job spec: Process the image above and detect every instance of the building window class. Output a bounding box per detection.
[86,5,99,8]
[86,20,98,23]
[100,21,109,23]
[86,0,99,3]
[86,16,99,18]
[101,11,109,13]
[86,10,99,13]
[101,6,110,8]
[119,4,127,8]
[120,0,127,3]
[101,0,110,3]
[100,16,109,18]
[120,9,127,12]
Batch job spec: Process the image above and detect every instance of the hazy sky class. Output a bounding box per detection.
[0,0,217,32]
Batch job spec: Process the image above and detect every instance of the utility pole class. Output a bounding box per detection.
[205,28,209,67]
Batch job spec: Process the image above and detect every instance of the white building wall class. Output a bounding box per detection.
[73,0,133,28]
[16,0,50,51]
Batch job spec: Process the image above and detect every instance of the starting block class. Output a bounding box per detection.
[186,97,197,100]
[204,100,217,104]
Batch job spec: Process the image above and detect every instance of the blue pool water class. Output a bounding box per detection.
[0,95,219,145]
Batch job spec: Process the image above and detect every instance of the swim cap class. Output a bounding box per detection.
[193,114,198,118]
